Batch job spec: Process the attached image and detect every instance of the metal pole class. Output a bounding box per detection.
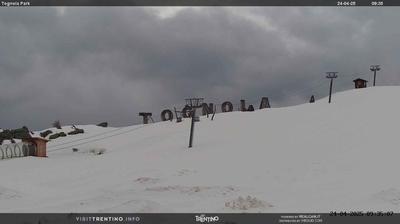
[328,78,333,104]
[370,65,380,87]
[188,109,195,148]
[326,72,338,104]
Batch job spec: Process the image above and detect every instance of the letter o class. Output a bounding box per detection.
[161,109,173,121]
[221,101,233,112]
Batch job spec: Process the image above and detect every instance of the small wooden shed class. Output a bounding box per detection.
[353,78,368,89]
[22,137,49,157]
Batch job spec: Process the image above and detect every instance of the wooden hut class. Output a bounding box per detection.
[22,137,49,157]
[353,78,368,89]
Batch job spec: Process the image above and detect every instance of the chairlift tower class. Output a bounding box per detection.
[370,65,381,86]
[326,72,338,104]
[185,98,204,148]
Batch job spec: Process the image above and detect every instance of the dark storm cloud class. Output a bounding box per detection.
[0,7,399,130]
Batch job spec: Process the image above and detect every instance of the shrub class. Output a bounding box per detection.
[49,133,60,139]
[67,128,84,135]
[40,130,53,138]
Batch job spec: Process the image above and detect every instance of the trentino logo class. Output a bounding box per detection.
[195,214,220,223]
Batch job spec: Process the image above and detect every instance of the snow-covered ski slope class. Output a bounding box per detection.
[1,86,400,212]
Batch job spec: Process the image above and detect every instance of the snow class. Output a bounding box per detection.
[1,86,400,212]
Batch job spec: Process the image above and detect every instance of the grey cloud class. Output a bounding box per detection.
[0,7,398,130]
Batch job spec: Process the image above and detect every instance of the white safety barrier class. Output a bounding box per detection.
[0,142,36,160]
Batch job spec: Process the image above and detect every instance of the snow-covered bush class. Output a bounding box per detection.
[68,128,84,135]
[96,122,108,127]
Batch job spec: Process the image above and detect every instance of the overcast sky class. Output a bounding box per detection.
[0,7,399,130]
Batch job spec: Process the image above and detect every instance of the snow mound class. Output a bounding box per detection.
[145,185,237,197]
[225,196,272,210]
[135,177,161,184]
[372,188,400,205]
[0,186,21,200]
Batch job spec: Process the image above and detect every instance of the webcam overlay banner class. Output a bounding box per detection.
[0,0,396,6]
[0,213,399,224]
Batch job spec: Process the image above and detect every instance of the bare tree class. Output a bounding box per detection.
[52,120,62,129]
